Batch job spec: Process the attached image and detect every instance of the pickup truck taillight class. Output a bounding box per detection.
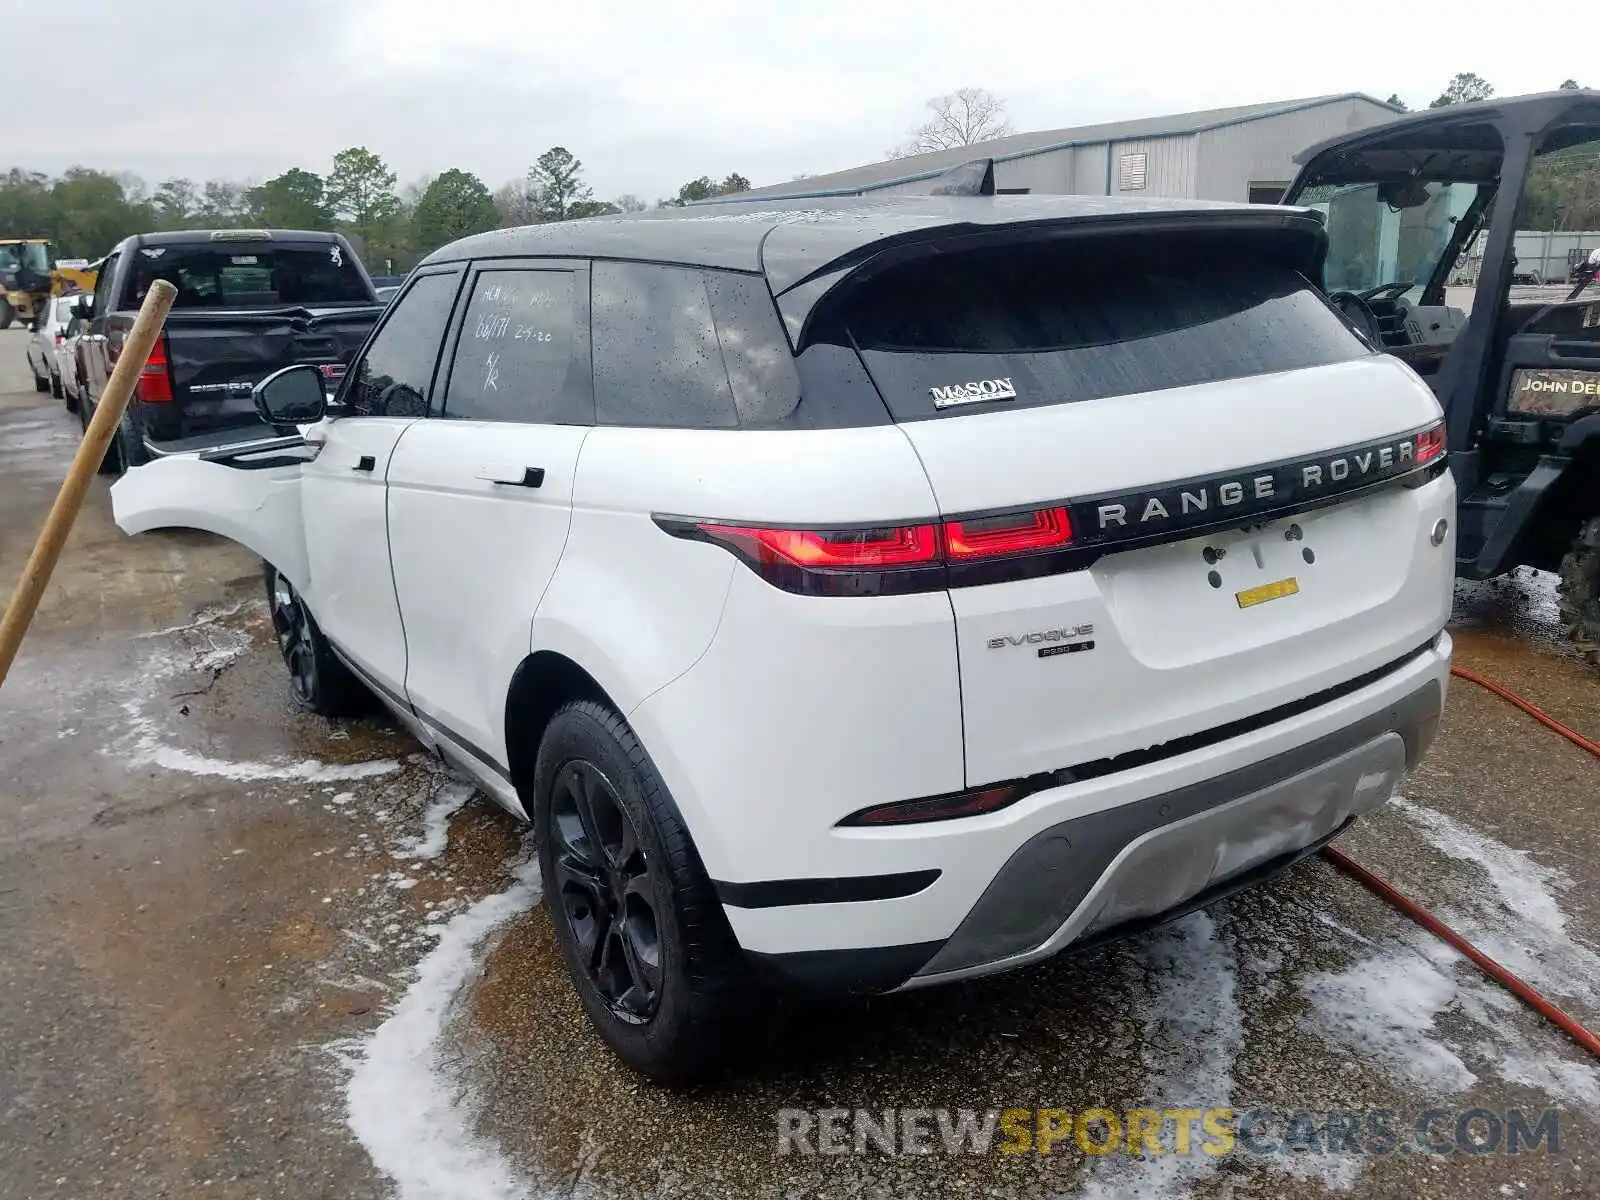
[136,336,174,403]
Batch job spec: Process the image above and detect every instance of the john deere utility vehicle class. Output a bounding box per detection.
[1284,90,1600,663]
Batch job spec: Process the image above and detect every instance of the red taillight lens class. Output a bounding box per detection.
[944,507,1073,559]
[697,523,940,569]
[1415,423,1446,465]
[135,337,173,403]
[674,506,1079,596]
[52,333,62,345]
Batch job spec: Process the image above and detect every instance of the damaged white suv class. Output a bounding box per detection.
[113,194,1455,1081]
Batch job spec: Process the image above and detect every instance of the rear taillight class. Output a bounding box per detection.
[945,507,1073,559]
[660,506,1079,596]
[1415,423,1446,465]
[52,332,62,345]
[136,336,173,403]
[697,523,940,570]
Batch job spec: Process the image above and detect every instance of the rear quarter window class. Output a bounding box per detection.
[841,236,1370,421]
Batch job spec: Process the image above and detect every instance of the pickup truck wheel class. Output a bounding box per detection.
[116,408,150,471]
[32,371,49,393]
[263,562,369,716]
[0,301,13,331]
[533,700,752,1083]
[49,371,63,400]
[1558,520,1600,667]
[92,402,124,476]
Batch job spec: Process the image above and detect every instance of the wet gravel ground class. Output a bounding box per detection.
[1,332,1597,1199]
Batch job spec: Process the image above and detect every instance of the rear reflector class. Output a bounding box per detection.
[841,779,1047,825]
[135,336,173,403]
[1415,423,1446,465]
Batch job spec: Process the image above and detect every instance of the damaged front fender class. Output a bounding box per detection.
[110,455,311,591]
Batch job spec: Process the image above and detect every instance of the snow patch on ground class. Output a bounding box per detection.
[1081,913,1246,1199]
[394,777,478,861]
[137,739,402,783]
[1303,799,1600,1106]
[334,852,542,1200]
[1393,798,1600,1006]
[1302,938,1476,1091]
[115,600,403,786]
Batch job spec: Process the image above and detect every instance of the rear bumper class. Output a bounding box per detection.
[743,637,1446,995]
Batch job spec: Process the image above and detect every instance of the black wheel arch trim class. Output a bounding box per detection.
[713,868,941,909]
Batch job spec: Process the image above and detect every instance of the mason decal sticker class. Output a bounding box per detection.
[929,378,1018,409]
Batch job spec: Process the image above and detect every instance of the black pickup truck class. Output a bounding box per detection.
[72,229,385,473]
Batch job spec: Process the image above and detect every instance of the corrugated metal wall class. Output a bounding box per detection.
[946,99,1402,202]
[1193,98,1398,201]
[1104,136,1198,198]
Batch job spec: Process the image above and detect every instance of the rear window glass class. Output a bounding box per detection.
[125,244,371,309]
[842,238,1369,420]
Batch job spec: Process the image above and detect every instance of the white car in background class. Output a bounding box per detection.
[110,194,1456,1083]
[24,294,77,402]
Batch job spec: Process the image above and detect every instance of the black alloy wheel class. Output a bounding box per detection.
[269,568,318,706]
[548,758,663,1022]
[261,561,366,715]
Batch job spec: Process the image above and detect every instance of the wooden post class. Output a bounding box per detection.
[0,279,177,689]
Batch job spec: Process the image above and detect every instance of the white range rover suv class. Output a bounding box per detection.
[112,195,1455,1081]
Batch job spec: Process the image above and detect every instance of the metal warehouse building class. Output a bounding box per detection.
[744,94,1403,204]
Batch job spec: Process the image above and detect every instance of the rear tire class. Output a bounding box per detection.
[49,371,63,399]
[32,371,49,393]
[92,401,123,476]
[0,301,13,331]
[533,700,752,1083]
[117,406,150,470]
[1557,519,1600,668]
[262,562,369,716]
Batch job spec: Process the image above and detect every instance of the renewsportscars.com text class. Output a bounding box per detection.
[776,1106,1562,1158]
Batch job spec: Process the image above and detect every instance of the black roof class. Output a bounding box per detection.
[420,192,1315,296]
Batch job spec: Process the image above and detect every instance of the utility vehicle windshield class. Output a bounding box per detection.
[0,241,51,274]
[1296,179,1481,298]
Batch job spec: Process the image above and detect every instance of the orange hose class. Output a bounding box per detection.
[1448,664,1600,758]
[1318,663,1600,1063]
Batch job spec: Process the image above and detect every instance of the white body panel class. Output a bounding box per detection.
[386,419,590,766]
[716,637,1449,956]
[300,419,417,698]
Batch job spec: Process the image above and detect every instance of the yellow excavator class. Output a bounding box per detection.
[0,240,100,329]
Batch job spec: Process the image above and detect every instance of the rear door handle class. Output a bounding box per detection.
[353,455,376,472]
[475,465,545,489]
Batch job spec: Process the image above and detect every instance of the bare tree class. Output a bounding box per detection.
[890,88,1015,158]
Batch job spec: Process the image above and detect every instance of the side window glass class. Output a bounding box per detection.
[592,262,737,429]
[91,254,118,319]
[347,272,459,417]
[703,271,801,426]
[443,269,587,423]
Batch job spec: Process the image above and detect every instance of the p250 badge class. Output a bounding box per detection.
[988,623,1096,659]
[929,377,1017,409]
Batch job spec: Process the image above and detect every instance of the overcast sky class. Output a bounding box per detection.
[3,0,1583,201]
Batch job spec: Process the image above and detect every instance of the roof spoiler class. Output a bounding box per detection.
[693,157,998,205]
